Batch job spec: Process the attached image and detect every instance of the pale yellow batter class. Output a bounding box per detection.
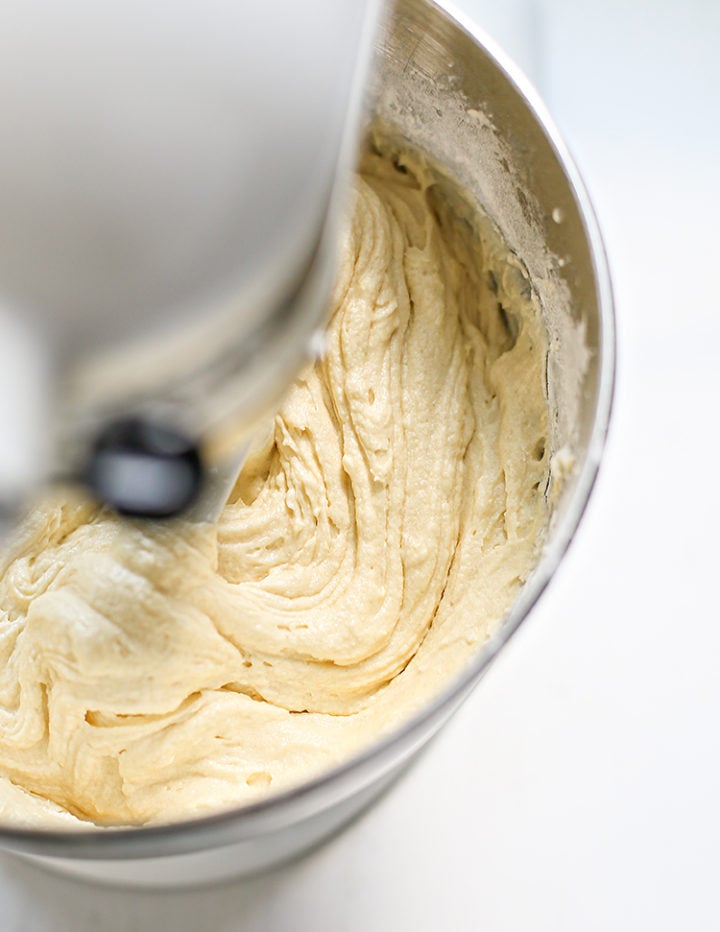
[0,145,550,827]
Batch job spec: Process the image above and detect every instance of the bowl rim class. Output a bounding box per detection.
[0,0,616,860]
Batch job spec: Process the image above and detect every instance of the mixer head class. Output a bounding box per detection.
[0,0,382,524]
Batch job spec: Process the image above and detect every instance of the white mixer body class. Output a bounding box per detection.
[0,0,381,518]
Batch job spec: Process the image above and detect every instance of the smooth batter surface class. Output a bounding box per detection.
[0,145,550,827]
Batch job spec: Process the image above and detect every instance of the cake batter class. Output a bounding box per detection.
[0,143,550,827]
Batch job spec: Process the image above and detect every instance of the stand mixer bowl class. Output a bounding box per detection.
[0,0,614,886]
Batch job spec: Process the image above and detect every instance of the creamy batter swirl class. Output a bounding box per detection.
[0,146,549,827]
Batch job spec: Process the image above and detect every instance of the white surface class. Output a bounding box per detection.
[2,0,719,928]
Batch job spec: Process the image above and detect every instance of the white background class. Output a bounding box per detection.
[2,0,719,928]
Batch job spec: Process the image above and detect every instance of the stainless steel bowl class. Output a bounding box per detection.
[0,0,614,886]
